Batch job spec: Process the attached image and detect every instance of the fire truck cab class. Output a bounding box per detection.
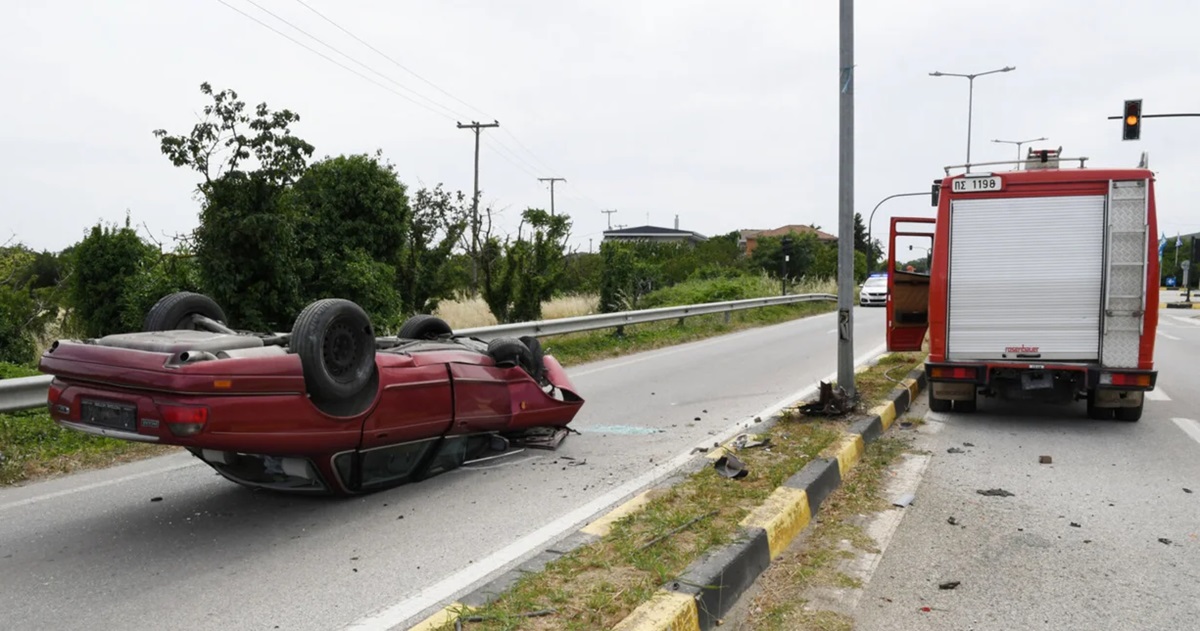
[887,150,1159,421]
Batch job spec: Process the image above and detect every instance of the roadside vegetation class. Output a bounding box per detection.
[0,82,879,487]
[431,354,924,630]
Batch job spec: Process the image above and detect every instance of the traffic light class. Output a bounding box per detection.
[1122,99,1142,141]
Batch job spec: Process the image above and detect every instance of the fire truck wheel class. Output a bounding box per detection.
[1115,401,1143,422]
[953,397,977,413]
[1086,390,1113,420]
[928,390,952,413]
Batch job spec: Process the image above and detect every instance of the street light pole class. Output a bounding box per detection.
[992,136,1048,169]
[866,191,929,274]
[929,66,1015,168]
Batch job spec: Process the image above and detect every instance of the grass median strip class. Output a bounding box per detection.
[432,352,924,630]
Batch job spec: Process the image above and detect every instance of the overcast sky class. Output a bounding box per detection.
[3,0,1198,257]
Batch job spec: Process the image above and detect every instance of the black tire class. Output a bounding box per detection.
[291,299,376,402]
[928,389,952,413]
[519,335,547,383]
[398,314,453,340]
[1086,390,1113,420]
[487,337,535,372]
[143,292,227,331]
[1115,401,1143,422]
[954,397,977,413]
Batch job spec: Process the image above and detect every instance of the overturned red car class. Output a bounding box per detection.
[37,292,585,495]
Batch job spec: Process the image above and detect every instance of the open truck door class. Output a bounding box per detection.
[886,216,936,352]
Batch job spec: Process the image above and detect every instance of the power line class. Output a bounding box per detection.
[213,0,455,123]
[288,0,569,192]
[292,0,492,121]
[240,0,469,121]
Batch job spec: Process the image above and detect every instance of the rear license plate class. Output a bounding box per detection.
[80,399,137,432]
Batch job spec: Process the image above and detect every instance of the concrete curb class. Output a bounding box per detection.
[1162,302,1200,309]
[611,365,929,631]
[405,359,928,631]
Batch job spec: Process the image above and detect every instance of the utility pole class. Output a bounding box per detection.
[538,177,566,216]
[457,120,500,295]
[601,209,618,229]
[837,0,855,397]
[589,238,593,253]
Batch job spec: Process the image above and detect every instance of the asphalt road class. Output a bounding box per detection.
[0,306,886,631]
[852,308,1200,630]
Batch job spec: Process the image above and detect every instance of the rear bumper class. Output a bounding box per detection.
[924,361,1157,391]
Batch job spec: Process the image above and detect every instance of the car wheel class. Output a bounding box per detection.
[143,292,228,331]
[487,337,535,373]
[518,335,548,383]
[291,299,376,402]
[398,314,453,340]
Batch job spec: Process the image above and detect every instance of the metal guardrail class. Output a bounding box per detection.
[0,293,836,414]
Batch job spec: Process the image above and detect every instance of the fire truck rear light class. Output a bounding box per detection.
[1101,373,1151,387]
[930,366,977,380]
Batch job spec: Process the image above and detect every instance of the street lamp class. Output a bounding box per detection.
[929,66,1016,167]
[992,136,1048,169]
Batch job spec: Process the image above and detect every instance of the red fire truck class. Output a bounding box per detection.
[887,150,1159,421]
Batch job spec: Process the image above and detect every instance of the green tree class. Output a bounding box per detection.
[403,185,470,315]
[290,153,411,330]
[480,209,571,323]
[68,217,159,337]
[750,231,820,280]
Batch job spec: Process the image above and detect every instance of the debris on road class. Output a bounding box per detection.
[690,447,710,455]
[713,454,749,479]
[977,488,1015,497]
[947,516,959,526]
[638,510,718,551]
[963,442,975,447]
[947,447,966,454]
[1070,522,1081,528]
[1158,538,1173,545]
[1185,488,1193,494]
[150,497,163,502]
[1039,455,1053,464]
[798,381,854,417]
[938,581,961,590]
[731,434,771,451]
[892,494,916,508]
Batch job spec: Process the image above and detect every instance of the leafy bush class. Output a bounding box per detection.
[639,273,780,308]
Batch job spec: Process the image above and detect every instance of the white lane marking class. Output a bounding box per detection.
[1158,331,1181,341]
[0,459,202,513]
[1168,315,1200,327]
[1145,389,1171,401]
[566,312,837,379]
[343,342,888,631]
[1171,418,1200,446]
[827,328,837,334]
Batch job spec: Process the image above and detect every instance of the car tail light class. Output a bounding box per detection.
[160,404,209,437]
[930,366,977,380]
[1100,372,1151,387]
[47,380,68,414]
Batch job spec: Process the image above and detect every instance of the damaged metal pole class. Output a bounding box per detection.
[836,0,856,397]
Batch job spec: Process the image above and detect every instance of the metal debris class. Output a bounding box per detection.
[638,511,718,551]
[1039,455,1053,464]
[947,516,959,526]
[1070,522,1081,528]
[938,581,960,590]
[713,454,749,479]
[976,488,1014,497]
[798,381,855,417]
[512,426,571,450]
[1158,538,1173,545]
[892,493,916,508]
[731,434,771,451]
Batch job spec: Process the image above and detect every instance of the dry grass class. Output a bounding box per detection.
[433,294,598,329]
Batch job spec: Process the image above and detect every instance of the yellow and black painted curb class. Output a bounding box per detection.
[609,365,928,631]
[405,362,928,631]
[1162,301,1200,309]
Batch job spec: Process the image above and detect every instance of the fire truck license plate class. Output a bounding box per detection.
[952,176,1002,192]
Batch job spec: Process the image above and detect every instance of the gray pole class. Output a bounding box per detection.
[866,191,928,274]
[538,177,566,216]
[991,137,1047,170]
[837,0,855,397]
[458,120,500,295]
